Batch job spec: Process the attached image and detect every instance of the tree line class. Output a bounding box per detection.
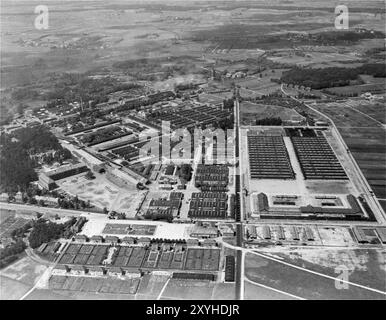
[0,125,72,193]
[280,63,386,90]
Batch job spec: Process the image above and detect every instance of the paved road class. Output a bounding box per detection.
[0,202,100,218]
[25,248,52,266]
[234,98,245,300]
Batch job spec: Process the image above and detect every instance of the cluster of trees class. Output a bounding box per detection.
[12,125,62,154]
[0,220,33,269]
[280,63,386,89]
[11,88,39,101]
[113,57,192,81]
[11,222,33,239]
[143,211,173,223]
[0,239,27,269]
[175,83,199,91]
[45,73,142,105]
[255,117,282,125]
[108,211,126,219]
[177,164,193,182]
[223,98,234,110]
[28,217,77,249]
[40,149,72,165]
[312,30,385,44]
[57,196,90,210]
[0,125,72,193]
[0,134,37,193]
[215,114,234,130]
[149,238,186,244]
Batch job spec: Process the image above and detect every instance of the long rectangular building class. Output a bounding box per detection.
[248,135,295,179]
[291,136,347,180]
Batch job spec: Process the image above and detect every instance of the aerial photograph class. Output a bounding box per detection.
[0,0,385,305]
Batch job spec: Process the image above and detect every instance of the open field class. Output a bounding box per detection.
[0,255,49,300]
[245,252,386,300]
[313,102,384,128]
[238,78,281,98]
[23,288,74,300]
[0,275,31,300]
[57,173,139,212]
[350,102,386,125]
[244,280,296,300]
[137,274,170,299]
[270,248,386,292]
[240,101,304,125]
[25,287,138,300]
[0,255,47,286]
[313,102,386,200]
[325,83,386,96]
[268,50,363,68]
[161,279,215,300]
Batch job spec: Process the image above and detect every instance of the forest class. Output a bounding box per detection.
[44,73,142,107]
[0,125,71,192]
[28,217,78,249]
[280,63,386,89]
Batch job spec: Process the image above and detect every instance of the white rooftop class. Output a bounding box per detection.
[79,214,194,240]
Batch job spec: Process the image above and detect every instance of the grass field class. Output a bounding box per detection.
[137,274,170,299]
[325,83,386,96]
[314,103,384,128]
[25,288,138,300]
[268,50,363,68]
[240,101,304,125]
[161,279,215,300]
[24,288,73,300]
[0,275,31,300]
[350,102,386,125]
[313,102,386,200]
[244,280,296,300]
[245,252,385,300]
[0,255,47,286]
[0,253,50,299]
[271,248,386,292]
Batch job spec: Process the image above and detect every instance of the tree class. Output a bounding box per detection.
[85,171,95,179]
[0,125,71,192]
[28,217,77,248]
[178,164,193,182]
[103,207,108,215]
